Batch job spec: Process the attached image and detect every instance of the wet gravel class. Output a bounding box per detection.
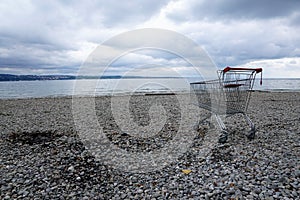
[0,92,299,199]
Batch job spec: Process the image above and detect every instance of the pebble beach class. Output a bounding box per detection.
[0,92,299,199]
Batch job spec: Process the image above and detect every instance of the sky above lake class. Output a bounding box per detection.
[0,0,300,78]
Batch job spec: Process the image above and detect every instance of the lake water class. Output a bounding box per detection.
[0,78,299,99]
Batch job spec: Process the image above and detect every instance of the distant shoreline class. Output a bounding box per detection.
[0,74,184,82]
[1,74,299,82]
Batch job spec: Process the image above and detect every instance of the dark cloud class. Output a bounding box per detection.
[0,0,299,77]
[203,0,299,20]
[170,0,300,68]
[167,0,300,22]
[289,12,300,26]
[98,0,170,26]
[0,0,171,75]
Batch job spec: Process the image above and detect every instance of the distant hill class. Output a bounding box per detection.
[0,74,76,81]
[0,74,182,81]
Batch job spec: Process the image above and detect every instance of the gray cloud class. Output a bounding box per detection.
[167,0,300,22]
[0,0,299,77]
[0,0,170,75]
[289,12,300,26]
[170,1,300,68]
[97,0,170,26]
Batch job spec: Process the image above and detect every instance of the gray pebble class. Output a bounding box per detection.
[0,94,299,199]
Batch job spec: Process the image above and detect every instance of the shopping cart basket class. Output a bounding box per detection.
[190,67,262,143]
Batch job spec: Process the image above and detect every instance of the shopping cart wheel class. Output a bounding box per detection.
[247,128,255,140]
[218,130,228,143]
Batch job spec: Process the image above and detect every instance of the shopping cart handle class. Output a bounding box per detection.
[223,66,262,73]
[223,66,263,85]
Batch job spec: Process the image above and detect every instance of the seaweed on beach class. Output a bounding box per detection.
[7,130,60,145]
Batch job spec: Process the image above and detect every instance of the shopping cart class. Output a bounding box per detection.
[190,67,262,143]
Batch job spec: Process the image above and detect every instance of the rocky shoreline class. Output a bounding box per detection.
[0,92,299,199]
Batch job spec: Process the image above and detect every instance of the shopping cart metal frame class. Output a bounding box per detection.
[190,67,262,143]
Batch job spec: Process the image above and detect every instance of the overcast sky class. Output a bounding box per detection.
[0,0,300,77]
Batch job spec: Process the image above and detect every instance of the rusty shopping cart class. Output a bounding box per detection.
[190,67,262,143]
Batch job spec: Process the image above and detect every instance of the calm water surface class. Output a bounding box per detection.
[0,78,299,99]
